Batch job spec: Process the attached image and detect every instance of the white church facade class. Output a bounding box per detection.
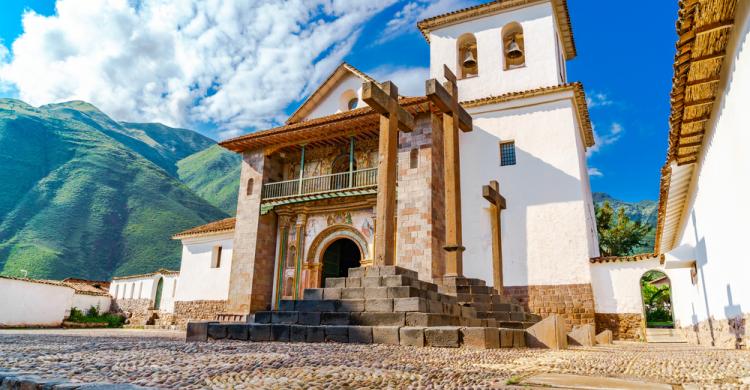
[106,0,748,348]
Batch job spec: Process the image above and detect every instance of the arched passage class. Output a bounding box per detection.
[321,238,361,280]
[640,270,674,328]
[153,277,164,310]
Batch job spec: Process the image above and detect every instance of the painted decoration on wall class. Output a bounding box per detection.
[327,211,353,226]
[360,218,374,239]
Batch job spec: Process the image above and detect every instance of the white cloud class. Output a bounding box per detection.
[369,65,429,96]
[0,0,397,138]
[376,0,476,45]
[588,167,604,177]
[587,122,624,157]
[586,91,613,108]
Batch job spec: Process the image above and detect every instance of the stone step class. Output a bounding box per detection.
[200,321,527,349]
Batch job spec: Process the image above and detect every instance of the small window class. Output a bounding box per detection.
[246,178,254,196]
[409,148,419,169]
[211,246,223,268]
[500,141,516,166]
[347,98,358,110]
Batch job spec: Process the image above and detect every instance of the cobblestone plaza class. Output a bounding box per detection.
[1,329,748,389]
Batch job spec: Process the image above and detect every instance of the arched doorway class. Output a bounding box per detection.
[321,238,361,281]
[640,270,674,328]
[153,277,164,310]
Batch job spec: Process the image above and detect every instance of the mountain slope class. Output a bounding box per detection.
[593,192,657,254]
[0,99,228,280]
[177,145,241,214]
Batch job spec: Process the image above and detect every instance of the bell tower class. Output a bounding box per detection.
[418,0,575,101]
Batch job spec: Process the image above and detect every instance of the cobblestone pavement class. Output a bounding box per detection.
[1,329,749,389]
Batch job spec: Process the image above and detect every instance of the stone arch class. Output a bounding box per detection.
[307,224,367,264]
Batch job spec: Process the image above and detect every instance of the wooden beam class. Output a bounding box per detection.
[425,79,473,132]
[362,81,415,133]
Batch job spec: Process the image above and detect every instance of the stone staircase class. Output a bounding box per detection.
[194,265,542,348]
[646,328,687,343]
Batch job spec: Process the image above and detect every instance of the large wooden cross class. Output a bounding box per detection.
[426,65,473,277]
[363,81,415,266]
[482,180,506,291]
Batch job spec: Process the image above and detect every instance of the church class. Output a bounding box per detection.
[108,0,748,348]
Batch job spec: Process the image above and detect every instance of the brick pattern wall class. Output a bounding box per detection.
[173,300,228,326]
[595,313,644,340]
[110,298,151,326]
[504,283,595,332]
[679,313,748,349]
[396,114,437,280]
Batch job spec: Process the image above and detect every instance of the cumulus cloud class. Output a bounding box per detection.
[0,0,397,139]
[586,91,613,108]
[588,167,604,177]
[369,65,429,96]
[587,122,623,157]
[376,0,477,45]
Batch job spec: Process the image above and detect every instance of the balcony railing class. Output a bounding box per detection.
[262,168,378,200]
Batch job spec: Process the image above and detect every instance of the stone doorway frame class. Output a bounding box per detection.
[306,224,368,287]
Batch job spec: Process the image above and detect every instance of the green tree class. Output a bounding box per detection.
[595,201,651,256]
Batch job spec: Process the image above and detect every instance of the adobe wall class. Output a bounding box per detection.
[504,283,595,332]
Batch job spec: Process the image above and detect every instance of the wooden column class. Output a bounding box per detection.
[362,81,415,266]
[482,180,506,291]
[426,65,473,277]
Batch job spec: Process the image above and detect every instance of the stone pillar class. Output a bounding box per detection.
[273,214,292,309]
[226,150,279,314]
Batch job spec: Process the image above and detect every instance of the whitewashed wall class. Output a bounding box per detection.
[175,233,234,302]
[110,272,178,313]
[590,258,666,313]
[304,73,366,121]
[460,92,597,286]
[0,278,74,327]
[666,2,750,328]
[70,293,111,315]
[429,1,566,101]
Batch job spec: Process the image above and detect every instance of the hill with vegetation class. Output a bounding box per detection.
[0,99,230,280]
[593,192,658,254]
[177,145,241,214]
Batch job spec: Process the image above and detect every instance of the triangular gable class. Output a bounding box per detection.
[286,62,377,124]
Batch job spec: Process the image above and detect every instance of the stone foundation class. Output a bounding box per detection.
[504,284,595,332]
[594,313,644,340]
[110,298,151,326]
[174,300,228,326]
[679,313,748,349]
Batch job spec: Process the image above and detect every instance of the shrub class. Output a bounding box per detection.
[67,305,124,328]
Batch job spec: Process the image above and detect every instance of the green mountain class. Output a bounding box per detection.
[592,192,658,254]
[0,99,229,280]
[177,145,241,214]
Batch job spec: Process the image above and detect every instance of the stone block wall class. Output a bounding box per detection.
[594,313,644,340]
[110,298,151,326]
[679,313,748,349]
[504,283,595,332]
[173,300,228,326]
[396,114,439,280]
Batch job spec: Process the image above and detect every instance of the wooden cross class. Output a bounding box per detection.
[426,65,473,277]
[482,180,506,291]
[362,81,415,266]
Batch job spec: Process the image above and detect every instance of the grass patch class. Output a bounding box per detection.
[68,306,124,328]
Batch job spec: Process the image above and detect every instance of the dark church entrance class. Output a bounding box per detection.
[321,238,361,280]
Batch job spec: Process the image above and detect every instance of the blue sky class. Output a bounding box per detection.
[0,0,677,202]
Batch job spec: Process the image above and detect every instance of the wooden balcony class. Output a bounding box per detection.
[262,168,378,201]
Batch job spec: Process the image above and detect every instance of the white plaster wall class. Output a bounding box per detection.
[70,293,112,315]
[0,278,74,327]
[590,258,664,313]
[175,233,234,302]
[666,2,750,327]
[110,276,156,300]
[156,274,179,313]
[460,92,597,287]
[304,73,366,121]
[429,1,565,101]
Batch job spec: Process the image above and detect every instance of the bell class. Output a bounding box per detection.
[462,50,477,68]
[506,39,523,59]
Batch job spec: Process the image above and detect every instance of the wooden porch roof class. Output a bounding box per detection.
[219,96,430,153]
